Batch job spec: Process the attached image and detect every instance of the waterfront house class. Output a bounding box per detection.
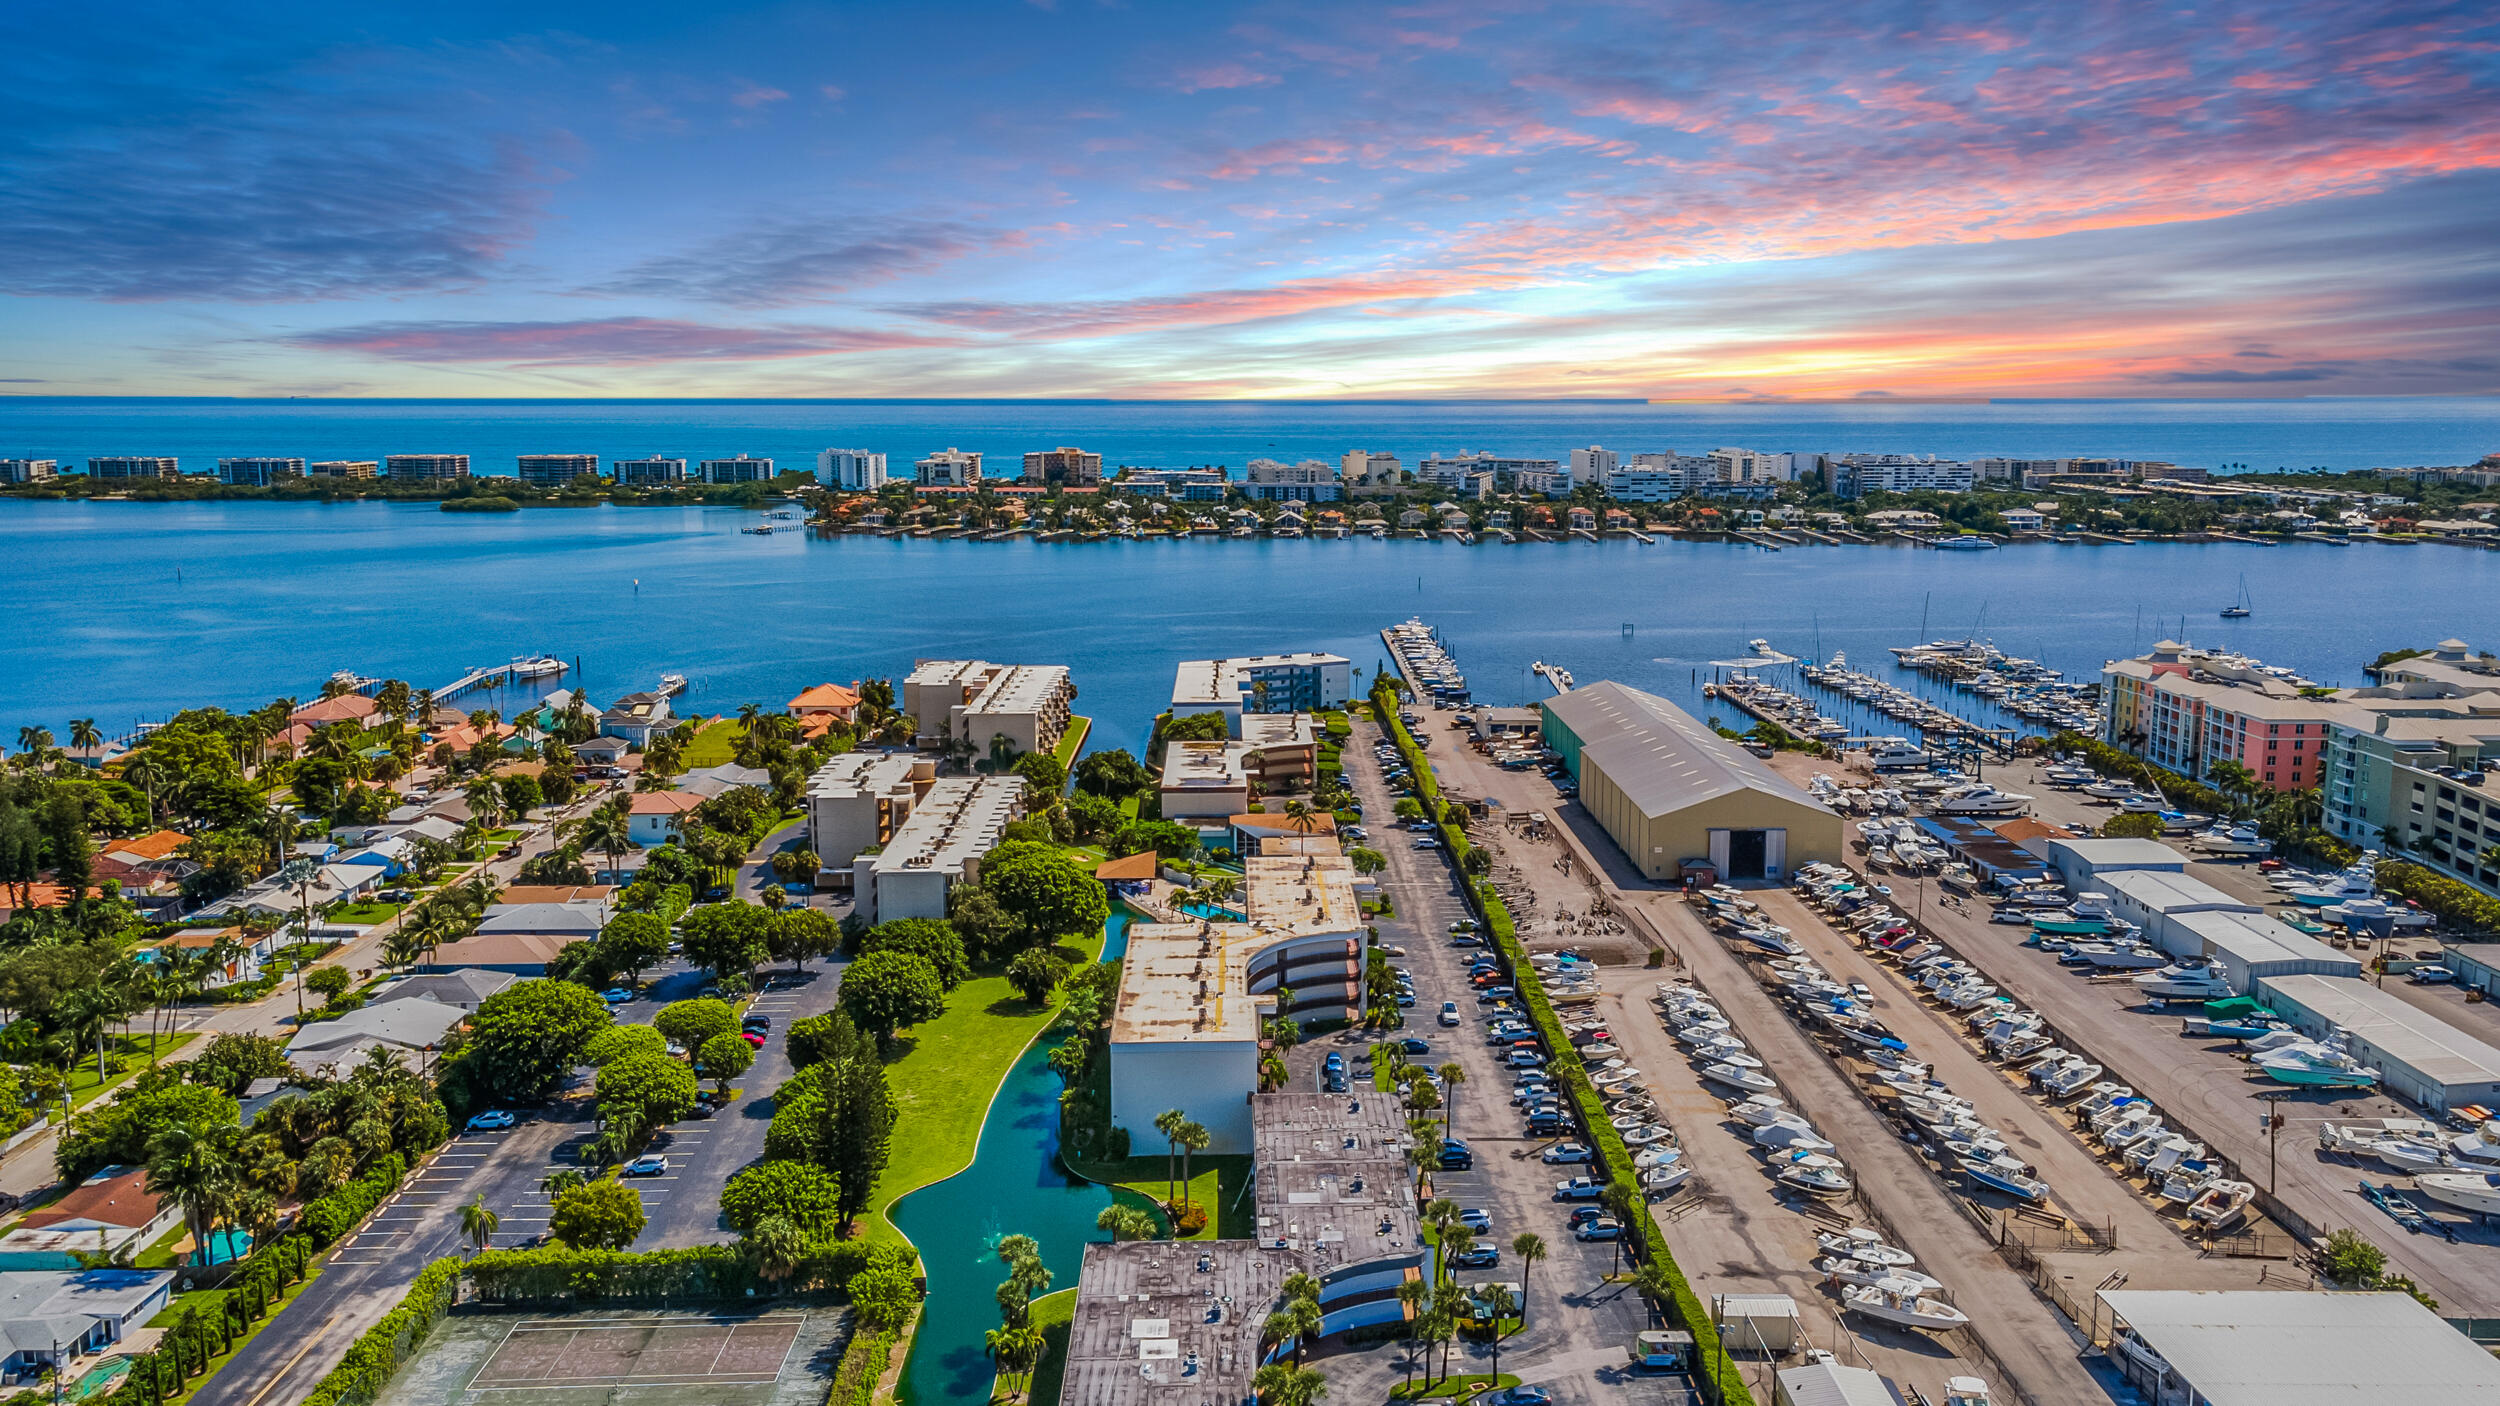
[0,1269,176,1380]
[1603,508,1633,533]
[288,693,379,728]
[1397,508,1427,529]
[787,683,860,728]
[599,692,674,746]
[626,790,701,847]
[1862,508,1943,531]
[1568,506,1596,531]
[1488,508,1513,530]
[572,737,630,770]
[2001,507,2047,532]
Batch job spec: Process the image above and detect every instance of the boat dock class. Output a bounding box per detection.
[1531,661,1575,695]
[1383,619,1470,704]
[436,654,568,700]
[1795,653,2019,757]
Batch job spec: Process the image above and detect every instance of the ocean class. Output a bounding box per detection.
[5,397,2496,750]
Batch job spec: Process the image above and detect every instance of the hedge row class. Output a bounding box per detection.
[302,1153,409,1247]
[826,1319,902,1406]
[1371,682,1758,1406]
[88,1235,317,1406]
[299,1257,462,1406]
[466,1241,884,1305]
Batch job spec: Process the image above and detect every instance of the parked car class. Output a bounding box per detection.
[1457,1207,1493,1232]
[1506,1049,1545,1068]
[1573,1219,1623,1242]
[741,1014,772,1032]
[622,1154,670,1177]
[1449,1245,1500,1269]
[1566,1206,1608,1228]
[1541,1142,1593,1165]
[1438,1144,1475,1170]
[602,987,634,1005]
[1398,1038,1432,1055]
[1552,1177,1605,1201]
[1413,838,1442,850]
[465,1111,516,1132]
[740,1030,767,1048]
[1484,1389,1553,1406]
[1440,1002,1462,1026]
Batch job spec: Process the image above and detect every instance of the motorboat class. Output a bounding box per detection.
[2321,895,2434,932]
[1940,1127,2011,1161]
[2073,1085,2136,1120]
[1728,1095,1792,1127]
[2028,911,2114,937]
[1704,1063,1777,1093]
[1842,1282,1970,1331]
[2130,1136,2201,1176]
[1755,1122,1834,1152]
[1961,1155,2050,1202]
[2319,1117,2444,1158]
[2037,1061,2105,1099]
[1932,783,2034,817]
[1623,1124,1674,1147]
[1643,1160,1693,1195]
[1992,1031,2052,1064]
[2081,945,2166,971]
[2103,1114,2167,1152]
[1816,1258,1945,1294]
[2186,1179,2256,1229]
[2254,1039,2380,1090]
[1634,1146,1684,1171]
[1778,1163,1854,1198]
[1942,983,2002,1010]
[2193,824,2272,857]
[2369,1136,2452,1174]
[2080,780,2138,800]
[2158,1160,2218,1204]
[1816,1227,1915,1267]
[1942,1377,1993,1406]
[2043,766,2096,787]
[2412,1171,2500,1218]
[2134,964,2236,1001]
[1769,1147,1850,1176]
[2284,857,2382,908]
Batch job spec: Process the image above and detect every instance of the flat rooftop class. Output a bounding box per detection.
[969,663,1069,715]
[2254,974,2500,1089]
[1114,851,1361,1046]
[1160,740,1247,792]
[1240,853,1360,931]
[804,751,926,800]
[2098,1289,2500,1406]
[2097,867,2260,914]
[2170,909,2360,976]
[1062,1241,1280,1406]
[870,776,1022,874]
[1252,1092,1423,1271]
[1238,713,1317,748]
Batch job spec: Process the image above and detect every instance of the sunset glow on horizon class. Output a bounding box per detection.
[4,0,2496,400]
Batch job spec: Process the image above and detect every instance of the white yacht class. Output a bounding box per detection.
[2133,964,2236,1001]
[2193,824,2272,856]
[1932,783,2034,817]
[1866,742,1932,771]
[2413,1171,2500,1218]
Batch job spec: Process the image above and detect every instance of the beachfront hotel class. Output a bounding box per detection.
[902,659,1076,758]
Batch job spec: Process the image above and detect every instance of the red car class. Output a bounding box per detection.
[740,1030,766,1048]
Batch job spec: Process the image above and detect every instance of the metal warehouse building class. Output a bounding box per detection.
[2252,973,2500,1113]
[2167,910,2360,993]
[1541,680,1842,883]
[2096,869,2260,948]
[2042,836,2188,888]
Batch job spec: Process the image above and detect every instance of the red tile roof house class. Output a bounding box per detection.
[627,790,703,848]
[0,1166,179,1259]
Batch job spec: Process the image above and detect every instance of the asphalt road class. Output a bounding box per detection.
[1297,715,1671,1406]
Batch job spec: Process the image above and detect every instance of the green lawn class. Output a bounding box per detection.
[864,928,1108,1247]
[1051,716,1092,769]
[68,1033,197,1108]
[328,901,405,925]
[1082,1156,1256,1241]
[681,717,743,767]
[1000,1287,1077,1406]
[145,1269,325,1406]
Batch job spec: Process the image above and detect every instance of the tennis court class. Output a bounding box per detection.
[375,1309,844,1406]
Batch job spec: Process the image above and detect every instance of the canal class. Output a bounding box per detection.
[891,909,1133,1404]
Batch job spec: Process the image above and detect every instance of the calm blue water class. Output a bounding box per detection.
[5,395,2498,476]
[5,498,2500,752]
[889,911,1133,1406]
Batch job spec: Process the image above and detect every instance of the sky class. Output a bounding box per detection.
[3,0,2497,401]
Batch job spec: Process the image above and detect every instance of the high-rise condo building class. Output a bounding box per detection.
[613,456,687,485]
[88,456,180,480]
[915,448,983,486]
[217,457,305,486]
[1022,446,1102,488]
[699,454,775,484]
[0,459,59,483]
[308,460,379,479]
[385,454,471,481]
[516,454,600,486]
[817,448,888,490]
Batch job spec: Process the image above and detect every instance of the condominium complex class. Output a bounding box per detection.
[1169,653,1351,731]
[1837,454,1973,496]
[1022,446,1102,488]
[88,456,180,480]
[385,454,470,482]
[804,752,936,881]
[613,455,687,485]
[1244,458,1342,502]
[1119,467,1228,499]
[849,775,1024,923]
[1339,449,1400,490]
[515,453,599,486]
[816,448,887,491]
[216,457,303,486]
[1156,714,1319,820]
[914,448,982,486]
[308,460,378,479]
[2102,642,2346,792]
[1568,445,1618,487]
[0,459,57,484]
[2321,641,2500,894]
[903,659,1077,757]
[1109,844,1367,1153]
[698,454,774,484]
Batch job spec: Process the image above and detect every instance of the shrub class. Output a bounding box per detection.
[297,1257,461,1406]
[301,1154,408,1247]
[465,1241,888,1304]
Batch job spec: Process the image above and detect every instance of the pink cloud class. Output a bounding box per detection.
[1171,62,1278,93]
[729,79,789,109]
[1206,137,1350,180]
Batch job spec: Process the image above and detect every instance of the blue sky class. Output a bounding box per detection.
[4,0,2497,399]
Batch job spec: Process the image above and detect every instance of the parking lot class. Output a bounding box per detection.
[1284,715,1688,1404]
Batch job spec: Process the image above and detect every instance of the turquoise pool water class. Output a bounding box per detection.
[1178,902,1246,922]
[890,911,1131,1405]
[200,1228,252,1265]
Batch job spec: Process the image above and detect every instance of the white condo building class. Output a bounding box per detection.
[700,454,776,484]
[1568,445,1618,489]
[903,660,1077,757]
[1169,652,1351,731]
[914,448,982,486]
[613,456,687,485]
[817,448,888,491]
[1839,454,1973,496]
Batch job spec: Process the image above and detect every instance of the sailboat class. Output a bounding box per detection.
[2220,575,2251,619]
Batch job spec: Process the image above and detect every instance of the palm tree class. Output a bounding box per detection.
[745,1215,809,1286]
[1395,1279,1430,1388]
[1175,1120,1210,1218]
[121,751,162,823]
[1510,1231,1547,1324]
[1094,1204,1157,1242]
[460,1194,500,1254]
[1482,1284,1518,1380]
[145,1121,238,1266]
[1251,1362,1328,1406]
[55,985,122,1093]
[984,1325,1045,1401]
[1154,1109,1186,1206]
[1437,1062,1465,1137]
[566,799,635,884]
[68,718,100,752]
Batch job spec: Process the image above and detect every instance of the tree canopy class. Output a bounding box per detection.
[838,950,947,1046]
[721,1159,841,1237]
[654,998,739,1050]
[860,918,971,989]
[980,842,1109,947]
[678,901,773,981]
[595,1050,699,1131]
[461,980,613,1104]
[549,1178,646,1251]
[1073,748,1153,798]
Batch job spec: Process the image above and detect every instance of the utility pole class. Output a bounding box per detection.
[2261,1093,2288,1195]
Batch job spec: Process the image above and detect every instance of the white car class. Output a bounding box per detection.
[1440,1001,1462,1027]
[1541,1142,1594,1165]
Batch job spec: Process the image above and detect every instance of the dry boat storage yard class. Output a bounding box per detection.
[372,1310,847,1406]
